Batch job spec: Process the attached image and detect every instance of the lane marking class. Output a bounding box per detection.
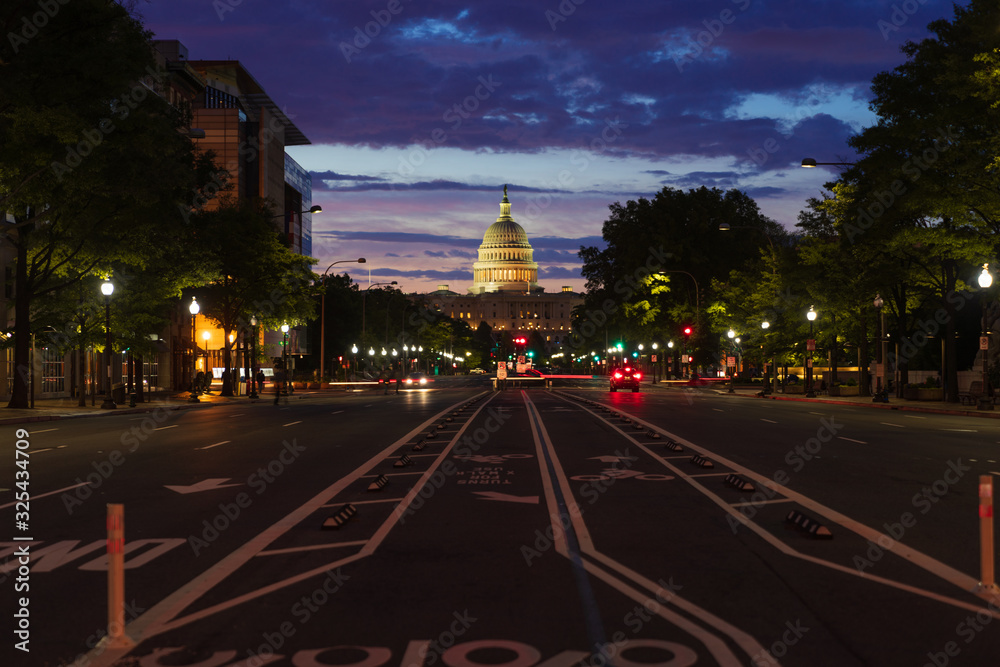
[197,441,231,450]
[880,422,904,428]
[838,437,867,444]
[0,482,88,509]
[257,541,368,557]
[30,428,58,434]
[154,425,178,431]
[712,408,724,412]
[732,498,793,508]
[322,497,404,507]
[332,410,345,414]
[283,421,302,427]
[941,429,977,432]
[527,393,757,666]
[904,415,927,419]
[31,447,54,453]
[760,418,778,423]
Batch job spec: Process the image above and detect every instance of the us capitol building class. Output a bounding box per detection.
[424,186,583,351]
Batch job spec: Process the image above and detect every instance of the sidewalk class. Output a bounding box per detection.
[645,379,1000,419]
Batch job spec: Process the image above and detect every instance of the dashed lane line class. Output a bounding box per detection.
[838,436,867,444]
[197,441,231,450]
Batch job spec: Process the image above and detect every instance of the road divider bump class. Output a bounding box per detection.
[784,510,833,539]
[723,473,755,492]
[425,431,437,439]
[664,440,684,452]
[689,454,714,468]
[394,454,413,468]
[322,503,358,529]
[367,475,390,492]
[633,423,644,430]
[645,430,661,439]
[412,440,427,451]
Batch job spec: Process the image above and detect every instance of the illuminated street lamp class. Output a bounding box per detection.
[761,320,772,395]
[281,323,290,397]
[202,330,212,393]
[249,316,259,399]
[727,329,736,394]
[805,306,818,397]
[100,279,116,409]
[188,297,200,402]
[979,264,993,411]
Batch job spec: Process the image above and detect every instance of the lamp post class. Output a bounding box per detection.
[351,344,358,380]
[727,329,736,394]
[979,264,993,411]
[188,297,200,402]
[806,306,817,398]
[319,258,366,381]
[362,280,398,346]
[202,330,212,393]
[280,323,290,398]
[100,279,116,409]
[761,321,771,395]
[249,316,259,399]
[874,295,887,399]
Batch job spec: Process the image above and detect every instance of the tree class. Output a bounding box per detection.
[190,198,316,395]
[0,0,217,408]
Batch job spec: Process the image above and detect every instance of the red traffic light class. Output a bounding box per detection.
[514,337,527,345]
[683,326,693,337]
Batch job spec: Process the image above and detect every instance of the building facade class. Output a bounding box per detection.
[425,188,582,351]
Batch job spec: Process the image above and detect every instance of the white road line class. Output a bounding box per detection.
[838,437,867,444]
[197,441,231,450]
[760,418,778,423]
[229,414,246,418]
[880,422,904,428]
[283,421,302,427]
[257,541,368,557]
[0,482,87,509]
[732,498,793,508]
[32,448,53,453]
[904,415,927,419]
[712,408,724,412]
[941,429,977,432]
[29,428,58,434]
[154,425,178,431]
[332,410,345,414]
[323,497,404,507]
[690,472,731,478]
[56,445,67,449]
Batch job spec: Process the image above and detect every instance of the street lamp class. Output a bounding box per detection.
[761,321,771,395]
[281,323,290,398]
[100,279,116,409]
[727,329,736,394]
[979,264,993,411]
[202,330,212,393]
[319,258,366,381]
[188,297,200,402]
[806,306,817,398]
[362,281,398,346]
[351,344,358,379]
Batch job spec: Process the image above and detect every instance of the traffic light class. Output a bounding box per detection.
[682,325,693,338]
[514,336,527,345]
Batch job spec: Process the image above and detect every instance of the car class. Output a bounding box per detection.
[404,372,430,387]
[469,368,487,375]
[610,366,642,392]
[522,368,544,377]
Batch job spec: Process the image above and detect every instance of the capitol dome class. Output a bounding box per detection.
[469,186,540,294]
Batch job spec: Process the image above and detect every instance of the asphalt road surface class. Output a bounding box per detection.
[2,378,999,667]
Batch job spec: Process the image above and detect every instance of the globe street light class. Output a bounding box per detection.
[873,295,887,400]
[319,258,366,381]
[281,323,290,397]
[727,329,736,394]
[202,330,212,393]
[806,306,817,398]
[979,264,993,411]
[761,321,771,395]
[100,279,116,409]
[188,297,200,402]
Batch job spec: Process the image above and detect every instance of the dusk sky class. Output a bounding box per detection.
[139,0,967,294]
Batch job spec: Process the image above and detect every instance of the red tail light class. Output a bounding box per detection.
[613,372,623,379]
[634,372,642,380]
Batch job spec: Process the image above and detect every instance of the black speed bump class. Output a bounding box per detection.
[322,503,357,529]
[412,440,426,452]
[784,510,833,539]
[723,473,755,492]
[394,454,413,468]
[367,474,390,492]
[664,440,684,452]
[689,454,714,468]
[645,430,661,439]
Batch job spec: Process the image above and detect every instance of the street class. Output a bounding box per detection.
[2,380,999,666]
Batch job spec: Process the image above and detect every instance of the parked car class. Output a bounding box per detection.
[469,368,487,375]
[610,366,642,392]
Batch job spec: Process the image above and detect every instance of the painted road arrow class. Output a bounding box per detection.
[473,491,539,504]
[165,478,241,494]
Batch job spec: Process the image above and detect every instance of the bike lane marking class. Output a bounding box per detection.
[562,392,1000,614]
[523,392,756,667]
[79,392,495,667]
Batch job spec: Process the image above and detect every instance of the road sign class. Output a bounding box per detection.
[518,355,525,364]
[651,354,657,362]
[727,356,736,367]
[981,336,990,351]
[497,364,507,380]
[807,339,816,351]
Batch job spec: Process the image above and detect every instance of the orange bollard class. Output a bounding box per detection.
[980,476,995,590]
[105,504,134,648]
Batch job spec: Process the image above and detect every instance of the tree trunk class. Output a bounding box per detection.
[8,233,30,409]
[857,308,870,396]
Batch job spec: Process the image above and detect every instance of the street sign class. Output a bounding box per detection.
[497,364,507,380]
[807,339,816,351]
[518,355,525,364]
[651,355,657,363]
[727,356,736,367]
[981,336,990,351]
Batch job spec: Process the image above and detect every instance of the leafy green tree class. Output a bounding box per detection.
[190,198,316,395]
[0,0,217,408]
